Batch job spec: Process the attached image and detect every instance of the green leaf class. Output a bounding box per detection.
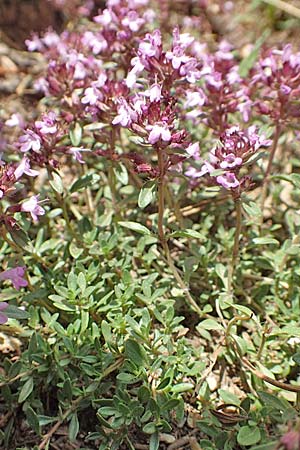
[4,304,29,320]
[156,377,171,391]
[81,310,89,334]
[138,386,151,403]
[257,391,288,410]
[116,373,139,383]
[25,407,41,435]
[253,237,279,245]
[292,352,300,365]
[149,431,159,450]
[124,339,147,366]
[101,320,112,343]
[49,172,64,194]
[114,163,128,185]
[138,181,156,209]
[169,229,205,240]
[143,422,157,434]
[69,242,84,259]
[69,122,82,147]
[70,173,100,193]
[218,389,240,406]
[198,319,223,330]
[9,228,30,249]
[237,426,261,446]
[118,221,151,235]
[171,383,194,393]
[18,378,34,403]
[243,201,262,219]
[68,413,79,442]
[77,272,86,293]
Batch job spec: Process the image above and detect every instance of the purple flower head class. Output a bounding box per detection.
[35,111,57,135]
[94,8,117,26]
[5,113,25,129]
[122,10,145,32]
[67,147,90,164]
[14,157,39,180]
[0,266,28,290]
[126,59,145,87]
[143,83,162,102]
[219,153,242,169]
[0,302,8,324]
[139,30,162,58]
[82,31,108,55]
[186,142,200,159]
[81,86,103,105]
[216,172,240,189]
[184,90,206,108]
[19,130,41,153]
[147,124,172,145]
[21,195,46,222]
[112,98,138,127]
[251,45,300,120]
[218,125,271,163]
[25,33,44,52]
[186,125,270,194]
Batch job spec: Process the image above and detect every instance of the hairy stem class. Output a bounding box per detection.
[157,149,166,244]
[227,198,242,296]
[80,164,94,217]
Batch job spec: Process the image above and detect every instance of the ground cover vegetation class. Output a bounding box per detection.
[1,0,300,448]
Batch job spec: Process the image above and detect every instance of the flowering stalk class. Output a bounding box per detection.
[80,164,94,217]
[227,197,242,296]
[157,149,166,244]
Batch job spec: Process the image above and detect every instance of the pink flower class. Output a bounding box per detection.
[21,195,46,221]
[186,142,200,159]
[35,111,57,135]
[143,83,162,102]
[81,86,102,105]
[67,147,89,164]
[14,157,39,180]
[184,90,206,108]
[19,130,41,153]
[122,11,145,32]
[0,266,28,290]
[216,172,240,189]
[5,113,25,128]
[0,302,8,324]
[139,30,162,58]
[220,154,242,169]
[126,59,145,87]
[147,124,171,144]
[112,99,138,127]
[25,33,44,52]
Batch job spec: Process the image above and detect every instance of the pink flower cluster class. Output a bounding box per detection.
[187,126,271,194]
[0,123,45,231]
[250,44,300,122]
[16,0,300,196]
